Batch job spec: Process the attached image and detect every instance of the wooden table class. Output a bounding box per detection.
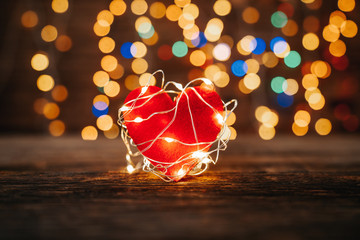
[1,135,360,239]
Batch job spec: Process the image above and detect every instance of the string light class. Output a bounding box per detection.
[118,70,237,182]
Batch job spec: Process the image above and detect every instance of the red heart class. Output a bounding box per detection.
[122,85,224,181]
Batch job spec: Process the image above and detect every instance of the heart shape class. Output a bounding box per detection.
[122,85,224,181]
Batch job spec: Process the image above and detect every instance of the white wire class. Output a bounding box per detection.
[118,70,237,182]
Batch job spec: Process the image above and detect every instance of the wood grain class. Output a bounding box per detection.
[0,135,360,239]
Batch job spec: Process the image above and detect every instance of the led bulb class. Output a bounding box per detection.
[177,169,186,176]
[121,106,130,111]
[164,137,175,142]
[203,78,213,85]
[127,164,135,173]
[191,151,208,159]
[174,83,184,91]
[140,87,148,94]
[134,117,143,123]
[215,113,224,125]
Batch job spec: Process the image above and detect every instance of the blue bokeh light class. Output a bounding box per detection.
[231,60,248,77]
[252,38,266,55]
[120,42,134,59]
[92,101,109,117]
[270,37,286,52]
[191,32,207,48]
[277,93,294,107]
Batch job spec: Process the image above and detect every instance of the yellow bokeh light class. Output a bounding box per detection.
[302,33,319,51]
[139,73,156,86]
[329,39,346,57]
[175,0,191,8]
[226,112,236,126]
[243,73,261,90]
[302,74,319,89]
[41,25,58,42]
[125,75,140,90]
[52,0,69,14]
[51,85,68,102]
[55,35,72,52]
[305,88,321,102]
[37,75,55,92]
[301,0,315,3]
[166,4,182,21]
[178,13,195,30]
[131,58,148,74]
[329,10,346,28]
[142,31,158,45]
[97,10,114,27]
[131,41,147,58]
[204,65,220,80]
[259,125,275,140]
[149,2,166,19]
[93,22,110,37]
[261,111,279,127]
[109,64,124,80]
[284,79,299,96]
[49,120,65,137]
[183,3,199,19]
[190,50,206,67]
[294,110,311,127]
[43,102,60,120]
[282,19,298,37]
[338,0,355,12]
[31,53,49,71]
[238,79,252,94]
[93,71,109,87]
[213,71,230,88]
[97,115,114,131]
[131,0,148,15]
[34,98,48,114]
[104,81,120,97]
[183,24,200,40]
[311,61,331,79]
[262,52,279,68]
[315,118,332,136]
[109,0,127,16]
[229,127,237,140]
[98,37,115,54]
[104,124,120,139]
[255,106,270,122]
[93,94,109,106]
[204,18,224,42]
[81,126,98,140]
[213,0,232,16]
[309,95,325,110]
[21,11,38,28]
[292,122,308,136]
[340,20,358,38]
[322,24,340,42]
[245,59,260,74]
[101,55,118,72]
[242,7,259,24]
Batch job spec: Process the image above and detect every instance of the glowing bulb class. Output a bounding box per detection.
[177,169,186,176]
[121,106,130,111]
[140,86,148,94]
[215,113,224,125]
[203,78,212,85]
[134,117,143,123]
[164,137,175,143]
[174,83,184,91]
[201,158,212,164]
[191,151,207,159]
[127,165,135,173]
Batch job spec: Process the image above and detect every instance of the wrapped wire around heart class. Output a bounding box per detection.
[118,70,237,182]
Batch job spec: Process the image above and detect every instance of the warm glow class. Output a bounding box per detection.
[81,126,98,140]
[340,20,358,38]
[101,55,118,72]
[41,25,58,42]
[134,117,144,123]
[93,71,109,87]
[262,52,279,68]
[259,125,275,140]
[43,102,60,120]
[164,137,175,143]
[104,124,120,139]
[55,35,72,52]
[166,4,182,21]
[109,0,127,16]
[213,71,229,88]
[37,75,55,92]
[131,41,147,58]
[292,122,308,136]
[52,0,69,14]
[191,151,208,159]
[329,40,346,57]
[109,64,124,80]
[226,112,236,126]
[150,2,166,19]
[97,10,114,27]
[21,11,38,28]
[183,4,199,19]
[31,53,49,71]
[243,73,261,90]
[131,0,148,15]
[99,37,115,54]
[294,110,311,127]
[302,74,319,89]
[322,24,340,42]
[49,120,65,137]
[315,118,332,135]
[127,164,135,173]
[215,113,224,125]
[97,115,113,131]
[189,50,206,66]
[52,85,68,102]
[125,75,140,90]
[131,58,148,74]
[213,43,231,61]
[338,0,355,12]
[213,0,232,16]
[242,7,259,24]
[139,73,156,86]
[104,81,120,97]
[93,22,110,37]
[302,33,319,51]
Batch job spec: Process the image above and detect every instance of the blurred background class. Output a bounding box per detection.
[0,0,359,140]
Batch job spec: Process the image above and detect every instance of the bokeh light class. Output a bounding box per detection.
[31,53,49,71]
